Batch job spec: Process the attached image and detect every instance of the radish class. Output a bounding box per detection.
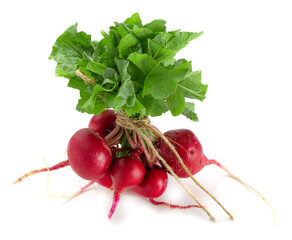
[96,170,113,189]
[88,109,117,138]
[156,129,204,178]
[67,128,112,180]
[132,164,203,210]
[156,128,274,221]
[155,129,243,181]
[133,165,168,198]
[108,150,145,219]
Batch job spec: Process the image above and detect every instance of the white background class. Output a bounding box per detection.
[1,0,291,239]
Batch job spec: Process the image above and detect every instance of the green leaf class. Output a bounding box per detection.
[116,79,136,107]
[147,40,176,62]
[142,66,177,99]
[50,14,206,120]
[178,70,208,101]
[76,54,97,81]
[92,84,113,94]
[127,62,145,85]
[91,40,101,62]
[86,62,107,75]
[128,53,158,76]
[49,24,93,78]
[102,68,119,90]
[98,31,117,67]
[80,94,107,114]
[182,102,199,121]
[103,93,118,108]
[165,31,203,51]
[124,98,146,116]
[138,95,169,117]
[68,75,111,114]
[124,12,142,26]
[128,53,180,99]
[116,59,131,83]
[166,88,185,116]
[78,84,109,114]
[67,76,91,112]
[118,33,140,58]
[113,23,130,37]
[144,19,166,32]
[108,28,122,45]
[171,60,192,81]
[133,26,156,43]
[153,30,203,54]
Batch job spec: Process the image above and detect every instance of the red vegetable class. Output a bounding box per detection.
[67,128,112,180]
[133,165,168,198]
[88,109,117,138]
[108,151,145,219]
[156,129,205,178]
[96,170,113,189]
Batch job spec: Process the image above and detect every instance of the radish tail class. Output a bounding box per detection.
[108,191,121,219]
[42,157,95,198]
[48,181,95,198]
[13,160,69,184]
[149,198,204,209]
[204,157,276,225]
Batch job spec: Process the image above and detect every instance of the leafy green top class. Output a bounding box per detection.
[49,13,207,121]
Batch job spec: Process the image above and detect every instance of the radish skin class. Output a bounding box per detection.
[156,129,204,178]
[108,152,145,219]
[88,110,117,138]
[133,165,168,198]
[67,128,112,180]
[96,170,113,189]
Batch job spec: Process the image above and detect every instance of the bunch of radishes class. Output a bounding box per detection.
[14,109,272,221]
[13,109,211,217]
[67,109,209,218]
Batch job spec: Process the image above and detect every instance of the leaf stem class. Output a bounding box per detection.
[177,83,201,98]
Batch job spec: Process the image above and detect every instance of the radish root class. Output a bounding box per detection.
[149,198,204,209]
[13,160,69,184]
[42,156,95,199]
[204,158,276,225]
[108,191,121,219]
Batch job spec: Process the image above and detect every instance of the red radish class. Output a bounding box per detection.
[67,128,112,180]
[156,128,274,220]
[88,109,117,138]
[132,165,204,210]
[108,151,145,219]
[96,170,113,189]
[156,129,204,178]
[133,165,168,198]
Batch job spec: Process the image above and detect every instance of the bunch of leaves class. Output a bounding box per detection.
[49,13,207,121]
